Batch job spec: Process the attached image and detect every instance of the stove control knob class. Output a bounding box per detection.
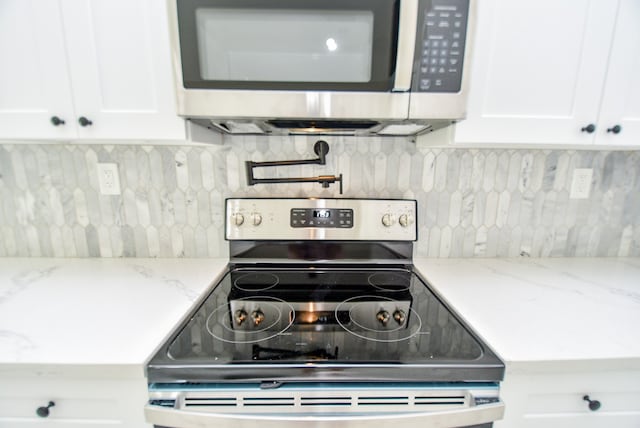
[381,213,395,227]
[234,309,248,326]
[251,310,265,326]
[399,214,414,228]
[393,310,406,325]
[232,213,245,226]
[252,213,263,226]
[376,310,390,326]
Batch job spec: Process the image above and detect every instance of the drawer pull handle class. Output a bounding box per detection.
[583,395,601,411]
[36,401,55,418]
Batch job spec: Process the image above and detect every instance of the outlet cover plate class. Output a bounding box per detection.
[97,163,121,195]
[570,168,593,199]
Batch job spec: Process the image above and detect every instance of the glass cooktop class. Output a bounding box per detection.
[148,266,504,383]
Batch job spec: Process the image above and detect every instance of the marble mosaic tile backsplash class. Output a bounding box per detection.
[0,138,639,258]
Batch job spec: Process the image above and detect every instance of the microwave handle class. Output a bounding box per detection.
[393,0,419,91]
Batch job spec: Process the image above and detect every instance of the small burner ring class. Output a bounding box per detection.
[205,297,295,344]
[367,272,411,292]
[233,273,280,292]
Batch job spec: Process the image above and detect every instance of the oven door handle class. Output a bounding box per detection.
[145,400,504,428]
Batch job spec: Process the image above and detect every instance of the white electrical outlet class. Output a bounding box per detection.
[97,163,121,195]
[570,168,593,199]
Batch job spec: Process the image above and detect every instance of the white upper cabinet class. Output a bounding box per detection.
[0,1,77,139]
[596,0,640,146]
[0,0,185,141]
[455,0,639,146]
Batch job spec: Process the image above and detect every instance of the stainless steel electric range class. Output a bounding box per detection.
[145,198,505,428]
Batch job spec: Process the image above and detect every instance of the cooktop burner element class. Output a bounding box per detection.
[205,296,295,344]
[336,295,422,343]
[368,272,412,292]
[232,272,280,292]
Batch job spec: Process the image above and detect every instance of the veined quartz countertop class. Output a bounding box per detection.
[1,257,639,375]
[413,257,640,371]
[0,258,227,375]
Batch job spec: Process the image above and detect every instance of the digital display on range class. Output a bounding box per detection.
[313,210,331,218]
[290,208,353,228]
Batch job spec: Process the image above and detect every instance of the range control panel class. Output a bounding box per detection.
[412,0,470,93]
[290,208,354,228]
[226,198,417,241]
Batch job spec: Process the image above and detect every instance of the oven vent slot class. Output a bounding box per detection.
[184,397,237,407]
[301,397,352,406]
[358,396,409,406]
[243,397,295,407]
[414,395,466,406]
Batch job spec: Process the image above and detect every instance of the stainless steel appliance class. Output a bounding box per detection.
[167,0,476,136]
[145,198,505,428]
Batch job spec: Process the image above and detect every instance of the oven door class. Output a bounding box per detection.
[167,0,418,119]
[146,383,504,428]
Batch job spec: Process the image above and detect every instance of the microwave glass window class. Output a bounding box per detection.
[195,9,373,82]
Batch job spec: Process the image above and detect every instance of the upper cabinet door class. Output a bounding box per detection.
[597,0,640,146]
[60,0,185,140]
[455,0,619,145]
[0,0,77,139]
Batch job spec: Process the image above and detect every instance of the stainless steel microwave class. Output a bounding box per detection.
[167,0,476,136]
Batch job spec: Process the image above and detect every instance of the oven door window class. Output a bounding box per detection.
[176,0,399,91]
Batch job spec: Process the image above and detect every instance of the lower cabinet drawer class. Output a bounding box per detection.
[523,390,640,428]
[498,369,640,428]
[0,376,148,427]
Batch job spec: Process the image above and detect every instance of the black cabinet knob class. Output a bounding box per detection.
[581,124,596,133]
[50,116,65,126]
[607,125,622,134]
[78,116,93,127]
[36,401,55,418]
[583,395,601,411]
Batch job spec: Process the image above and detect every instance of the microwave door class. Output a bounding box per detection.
[169,0,411,120]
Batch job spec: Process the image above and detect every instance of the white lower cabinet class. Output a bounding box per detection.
[0,375,150,427]
[497,369,640,428]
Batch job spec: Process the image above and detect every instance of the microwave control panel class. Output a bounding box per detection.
[413,0,469,93]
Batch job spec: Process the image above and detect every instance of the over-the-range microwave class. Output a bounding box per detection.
[167,0,476,136]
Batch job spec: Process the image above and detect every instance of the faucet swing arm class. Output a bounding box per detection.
[245,140,343,194]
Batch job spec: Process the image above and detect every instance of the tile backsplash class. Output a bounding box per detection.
[0,137,638,258]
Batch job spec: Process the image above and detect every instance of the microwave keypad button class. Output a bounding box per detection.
[441,40,449,48]
[451,41,460,49]
[431,58,438,65]
[420,79,431,90]
[439,58,447,65]
[431,40,440,48]
[441,49,448,56]
[450,58,458,65]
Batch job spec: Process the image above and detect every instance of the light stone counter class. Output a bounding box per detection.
[0,258,228,377]
[414,257,640,372]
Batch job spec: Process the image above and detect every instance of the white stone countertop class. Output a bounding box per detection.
[1,257,639,377]
[414,257,640,371]
[0,258,228,376]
